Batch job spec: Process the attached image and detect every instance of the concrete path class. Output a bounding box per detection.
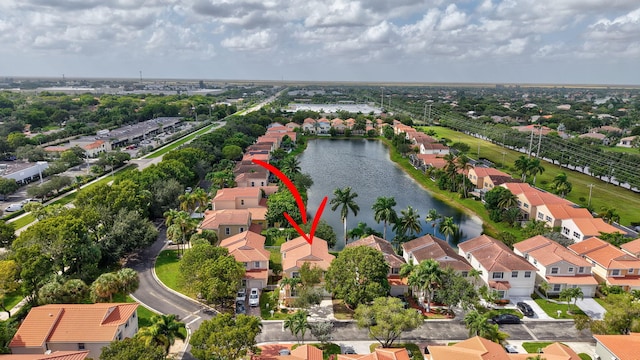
[307,300,336,321]
[0,298,29,321]
[575,298,606,320]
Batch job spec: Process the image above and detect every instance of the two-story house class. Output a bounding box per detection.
[467,167,512,192]
[212,187,267,229]
[280,235,335,299]
[621,238,640,258]
[534,204,593,229]
[501,182,570,220]
[594,333,640,360]
[346,235,407,296]
[401,234,472,276]
[199,209,253,241]
[428,336,580,360]
[10,303,138,359]
[302,118,317,133]
[560,217,623,243]
[458,235,537,299]
[569,237,640,291]
[220,230,270,289]
[513,235,598,297]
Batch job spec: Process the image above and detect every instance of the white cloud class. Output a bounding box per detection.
[221,30,276,51]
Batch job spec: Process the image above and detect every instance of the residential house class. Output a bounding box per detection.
[534,204,592,229]
[427,336,580,360]
[331,118,346,133]
[280,236,335,299]
[212,187,264,210]
[199,209,252,241]
[415,154,448,170]
[285,122,301,131]
[501,182,570,220]
[621,238,640,258]
[593,333,640,360]
[618,135,637,148]
[402,234,472,276]
[278,344,324,360]
[338,347,410,360]
[511,124,553,136]
[0,351,90,360]
[458,235,537,298]
[302,118,317,133]
[9,303,138,359]
[317,118,331,134]
[345,235,407,296]
[513,235,598,297]
[560,217,622,243]
[467,167,512,192]
[220,230,270,289]
[235,170,269,188]
[569,237,640,291]
[419,143,449,155]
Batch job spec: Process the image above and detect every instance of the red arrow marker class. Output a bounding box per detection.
[252,159,326,245]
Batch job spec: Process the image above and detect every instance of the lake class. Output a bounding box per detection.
[298,138,483,249]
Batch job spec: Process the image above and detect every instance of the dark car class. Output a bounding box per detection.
[490,314,521,324]
[235,300,246,315]
[516,302,534,317]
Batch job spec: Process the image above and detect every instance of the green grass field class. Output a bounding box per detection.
[522,342,554,353]
[154,250,189,295]
[145,124,216,158]
[421,126,640,226]
[2,291,24,311]
[533,298,585,319]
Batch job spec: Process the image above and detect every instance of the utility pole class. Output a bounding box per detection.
[536,127,543,158]
[587,184,595,208]
[528,127,535,158]
[428,104,432,124]
[502,152,507,168]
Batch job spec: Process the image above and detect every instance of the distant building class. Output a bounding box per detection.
[0,161,48,186]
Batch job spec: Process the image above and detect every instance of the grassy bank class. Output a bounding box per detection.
[155,250,191,296]
[145,123,216,158]
[422,126,640,226]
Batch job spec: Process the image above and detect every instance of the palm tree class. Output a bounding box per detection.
[456,155,472,197]
[469,268,483,288]
[280,157,301,178]
[438,216,458,243]
[551,172,572,198]
[116,268,139,294]
[90,272,120,302]
[527,158,545,185]
[330,187,360,245]
[464,310,491,336]
[178,192,195,213]
[164,209,198,255]
[425,209,441,235]
[538,282,550,297]
[514,155,530,182]
[598,206,620,224]
[189,187,209,213]
[283,310,308,344]
[443,153,458,191]
[413,259,443,313]
[137,314,186,355]
[393,206,422,238]
[564,287,584,313]
[497,189,519,210]
[372,196,397,240]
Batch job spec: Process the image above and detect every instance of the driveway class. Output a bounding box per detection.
[510,297,553,320]
[575,298,606,320]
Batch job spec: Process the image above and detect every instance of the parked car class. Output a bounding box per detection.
[5,203,23,212]
[236,288,246,302]
[278,349,291,356]
[248,288,259,307]
[235,300,246,315]
[516,302,534,317]
[490,314,521,324]
[504,344,519,353]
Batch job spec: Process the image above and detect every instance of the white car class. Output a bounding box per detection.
[236,288,246,302]
[248,288,259,307]
[504,345,519,354]
[5,203,23,212]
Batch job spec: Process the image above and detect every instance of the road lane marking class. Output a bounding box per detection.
[522,323,538,341]
[187,316,201,326]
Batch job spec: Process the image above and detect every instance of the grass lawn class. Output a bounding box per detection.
[2,291,24,311]
[482,308,523,318]
[594,297,612,311]
[600,145,640,154]
[292,343,341,360]
[522,342,554,353]
[269,248,282,267]
[155,250,190,295]
[332,299,354,320]
[113,293,157,328]
[579,353,592,360]
[421,126,640,226]
[533,298,585,319]
[9,214,35,229]
[146,124,215,158]
[259,291,291,320]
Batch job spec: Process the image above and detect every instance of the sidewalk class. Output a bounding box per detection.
[0,298,29,321]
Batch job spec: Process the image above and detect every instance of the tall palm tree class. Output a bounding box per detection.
[190,187,209,213]
[90,272,120,302]
[598,206,620,224]
[137,314,186,355]
[372,196,398,240]
[497,189,519,210]
[330,187,360,245]
[527,158,545,185]
[456,155,472,197]
[393,206,422,239]
[280,157,301,178]
[164,209,198,255]
[551,172,572,198]
[116,268,139,294]
[425,209,441,235]
[514,155,530,182]
[438,216,458,243]
[283,310,308,344]
[413,259,443,313]
[443,153,458,191]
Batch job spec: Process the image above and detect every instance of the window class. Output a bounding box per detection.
[78,343,85,350]
[525,254,529,260]
[551,267,559,274]
[292,272,300,278]
[517,200,522,206]
[573,232,580,239]
[497,290,506,299]
[524,203,529,208]
[243,262,248,268]
[524,271,532,278]
[511,271,518,278]
[125,320,129,328]
[251,181,255,187]
[611,269,620,276]
[254,261,260,268]
[563,227,570,235]
[466,253,471,260]
[553,284,561,292]
[568,267,574,273]
[629,269,635,274]
[239,227,245,233]
[545,216,552,222]
[241,200,245,205]
[533,259,537,265]
[241,279,247,287]
[578,267,585,273]
[537,212,544,220]
[225,227,230,235]
[461,271,468,277]
[492,272,504,279]
[391,268,400,275]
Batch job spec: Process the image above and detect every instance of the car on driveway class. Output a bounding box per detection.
[504,344,519,353]
[517,301,534,317]
[248,288,259,307]
[490,314,521,324]
[235,300,246,315]
[236,288,246,302]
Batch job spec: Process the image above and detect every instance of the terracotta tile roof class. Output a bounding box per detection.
[286,122,301,129]
[489,281,511,290]
[593,333,640,360]
[514,235,591,267]
[337,348,410,360]
[508,342,581,360]
[538,204,592,220]
[0,351,90,360]
[402,235,471,271]
[199,209,251,230]
[569,237,640,270]
[566,218,623,238]
[621,238,640,256]
[82,140,105,150]
[501,183,569,207]
[545,275,598,285]
[428,336,511,360]
[345,235,406,268]
[281,236,335,272]
[416,154,447,169]
[10,304,138,348]
[243,153,270,162]
[459,235,536,272]
[470,167,510,178]
[248,207,268,221]
[220,230,270,262]
[214,187,262,202]
[290,345,324,360]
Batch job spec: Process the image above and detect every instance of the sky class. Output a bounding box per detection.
[0,0,639,85]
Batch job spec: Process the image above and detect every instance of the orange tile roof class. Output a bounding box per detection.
[346,235,406,268]
[470,167,511,178]
[569,237,640,270]
[621,238,640,256]
[199,209,251,230]
[337,348,410,360]
[214,187,262,201]
[593,333,640,360]
[0,351,90,360]
[546,275,598,285]
[564,218,622,237]
[538,204,592,220]
[281,236,335,272]
[82,140,105,150]
[514,235,591,267]
[428,336,511,360]
[402,235,471,271]
[10,304,137,348]
[220,230,270,262]
[605,276,640,287]
[291,345,324,360]
[459,235,536,272]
